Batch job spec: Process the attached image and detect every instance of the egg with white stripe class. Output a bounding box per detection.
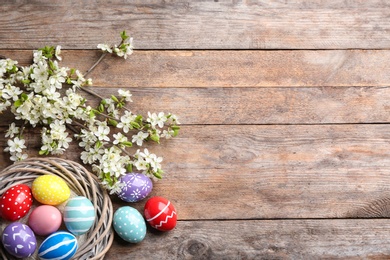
[63,196,95,235]
[38,231,78,260]
[144,196,177,231]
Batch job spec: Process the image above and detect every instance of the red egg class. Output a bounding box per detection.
[0,184,33,221]
[144,196,177,231]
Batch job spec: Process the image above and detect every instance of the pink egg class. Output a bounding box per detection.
[28,205,62,236]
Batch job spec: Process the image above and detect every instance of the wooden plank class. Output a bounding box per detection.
[89,86,390,125]
[1,86,390,125]
[1,1,390,49]
[2,50,390,88]
[1,124,390,219]
[105,219,390,259]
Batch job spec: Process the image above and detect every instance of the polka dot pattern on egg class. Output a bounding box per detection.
[32,175,70,205]
[113,206,146,243]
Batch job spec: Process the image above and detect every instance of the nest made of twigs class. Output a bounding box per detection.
[0,157,114,260]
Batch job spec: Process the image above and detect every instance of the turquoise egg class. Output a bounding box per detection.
[113,206,146,243]
[38,231,78,260]
[63,196,95,235]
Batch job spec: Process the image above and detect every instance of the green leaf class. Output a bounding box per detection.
[126,164,133,172]
[96,141,103,148]
[122,141,133,147]
[9,65,18,73]
[20,93,28,101]
[39,149,49,155]
[48,60,54,70]
[150,133,160,143]
[108,119,118,127]
[89,110,96,118]
[171,125,180,130]
[116,101,124,109]
[120,30,129,41]
[111,95,119,103]
[92,109,101,115]
[153,170,163,179]
[13,99,23,108]
[38,46,55,59]
[135,115,143,125]
[98,103,105,113]
[104,171,111,180]
[130,121,140,129]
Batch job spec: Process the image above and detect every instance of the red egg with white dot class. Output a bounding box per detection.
[144,196,177,231]
[0,184,33,221]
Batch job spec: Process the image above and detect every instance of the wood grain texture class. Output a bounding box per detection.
[1,124,390,220]
[105,219,390,259]
[0,85,389,125]
[1,1,390,49]
[2,1,390,258]
[2,49,390,87]
[83,86,390,124]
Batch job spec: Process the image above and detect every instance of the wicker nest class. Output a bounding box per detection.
[0,157,114,260]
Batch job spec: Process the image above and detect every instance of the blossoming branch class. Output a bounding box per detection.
[0,31,180,193]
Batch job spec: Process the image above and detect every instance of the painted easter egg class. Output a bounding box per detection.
[38,231,78,260]
[113,206,146,243]
[32,175,70,205]
[63,196,95,235]
[144,196,177,231]
[0,184,33,221]
[118,173,153,202]
[2,222,37,258]
[28,205,62,236]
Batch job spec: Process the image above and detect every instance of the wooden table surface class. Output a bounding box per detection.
[2,1,390,259]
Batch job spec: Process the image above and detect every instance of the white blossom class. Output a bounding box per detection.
[113,132,128,145]
[97,43,112,53]
[5,137,26,153]
[5,123,20,138]
[55,45,62,61]
[117,110,137,133]
[10,152,28,162]
[161,129,175,139]
[0,100,11,112]
[30,61,49,83]
[33,50,46,64]
[118,89,133,102]
[132,131,149,146]
[2,84,22,101]
[147,111,167,128]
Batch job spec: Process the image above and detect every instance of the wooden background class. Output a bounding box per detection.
[2,0,390,259]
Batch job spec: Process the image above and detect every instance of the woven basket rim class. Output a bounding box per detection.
[0,157,114,260]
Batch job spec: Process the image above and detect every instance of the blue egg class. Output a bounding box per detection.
[38,231,78,260]
[113,206,146,243]
[63,196,95,235]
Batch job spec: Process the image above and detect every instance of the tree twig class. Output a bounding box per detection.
[80,85,106,100]
[84,52,107,78]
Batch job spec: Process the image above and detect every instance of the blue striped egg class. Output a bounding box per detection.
[38,231,78,260]
[113,206,146,243]
[63,196,95,235]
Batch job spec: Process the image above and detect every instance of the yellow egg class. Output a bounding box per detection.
[32,175,70,205]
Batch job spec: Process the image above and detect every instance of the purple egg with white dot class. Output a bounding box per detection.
[2,222,37,258]
[118,173,153,202]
